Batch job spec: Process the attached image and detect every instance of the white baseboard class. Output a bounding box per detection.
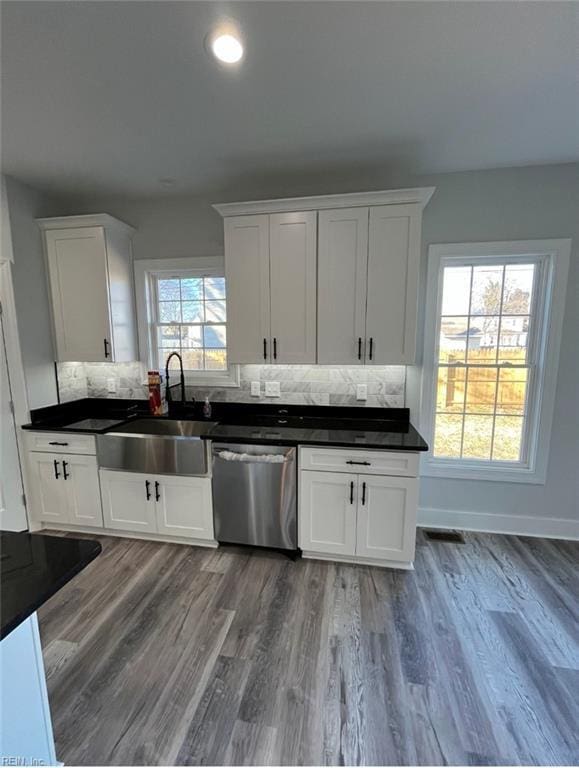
[418,507,579,541]
[302,551,413,570]
[40,522,219,549]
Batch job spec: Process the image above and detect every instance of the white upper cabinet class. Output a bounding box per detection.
[317,207,369,364]
[224,215,270,363]
[365,204,422,364]
[37,214,137,362]
[214,187,433,365]
[269,212,317,364]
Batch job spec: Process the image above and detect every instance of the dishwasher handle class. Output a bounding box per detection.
[213,449,290,464]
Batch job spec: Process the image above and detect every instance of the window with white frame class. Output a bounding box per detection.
[422,240,570,483]
[135,257,239,387]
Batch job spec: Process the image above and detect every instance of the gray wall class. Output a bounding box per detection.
[66,163,579,528]
[4,175,63,408]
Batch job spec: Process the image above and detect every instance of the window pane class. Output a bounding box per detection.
[182,350,204,370]
[439,317,469,363]
[180,278,203,300]
[465,367,497,414]
[433,414,463,457]
[157,279,180,301]
[204,324,226,348]
[159,301,181,322]
[462,415,493,459]
[503,264,534,315]
[492,416,524,461]
[471,265,504,315]
[180,326,203,348]
[158,325,180,346]
[161,349,181,369]
[497,368,528,415]
[441,266,471,315]
[467,317,499,363]
[205,349,227,370]
[205,300,226,323]
[436,366,466,413]
[182,301,204,323]
[498,316,529,363]
[204,277,226,300]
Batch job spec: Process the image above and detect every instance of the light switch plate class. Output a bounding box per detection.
[356,384,367,401]
[265,381,281,398]
[107,378,117,394]
[251,381,261,397]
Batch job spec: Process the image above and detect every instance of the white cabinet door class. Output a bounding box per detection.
[224,215,271,363]
[299,471,357,556]
[366,204,421,364]
[269,211,317,364]
[27,453,69,525]
[155,475,214,540]
[45,227,112,362]
[355,475,417,563]
[63,455,103,528]
[317,207,368,364]
[99,470,157,533]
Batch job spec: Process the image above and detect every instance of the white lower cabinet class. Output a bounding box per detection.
[298,448,419,568]
[299,471,357,556]
[99,470,214,541]
[28,452,103,528]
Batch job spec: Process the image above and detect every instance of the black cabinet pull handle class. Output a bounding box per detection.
[62,460,69,480]
[346,460,371,466]
[263,338,267,360]
[104,338,110,358]
[155,481,160,502]
[48,441,69,446]
[145,480,151,500]
[362,481,367,506]
[358,337,362,360]
[369,337,373,361]
[53,460,60,479]
[349,480,354,505]
[273,337,277,360]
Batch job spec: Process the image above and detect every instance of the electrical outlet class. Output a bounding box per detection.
[356,383,367,401]
[107,378,117,394]
[265,381,281,398]
[251,380,261,397]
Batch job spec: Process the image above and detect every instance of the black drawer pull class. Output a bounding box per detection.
[62,460,69,480]
[349,481,354,505]
[263,338,267,360]
[369,337,373,361]
[48,441,69,446]
[361,481,366,506]
[53,460,60,479]
[145,480,151,500]
[358,337,362,360]
[273,337,277,360]
[104,338,110,358]
[155,481,161,502]
[346,460,371,466]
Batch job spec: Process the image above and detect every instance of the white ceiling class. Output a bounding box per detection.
[2,1,578,199]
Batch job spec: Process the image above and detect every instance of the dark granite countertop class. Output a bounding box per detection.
[21,398,428,451]
[0,531,101,640]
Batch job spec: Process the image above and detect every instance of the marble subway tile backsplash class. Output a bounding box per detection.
[56,362,406,408]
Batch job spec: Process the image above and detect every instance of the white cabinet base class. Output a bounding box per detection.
[39,520,218,549]
[301,551,414,570]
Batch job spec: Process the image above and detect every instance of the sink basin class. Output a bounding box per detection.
[96,419,216,476]
[109,418,217,437]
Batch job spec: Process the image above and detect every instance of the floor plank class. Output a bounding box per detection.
[37,531,579,766]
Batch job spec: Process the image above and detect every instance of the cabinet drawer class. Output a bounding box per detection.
[299,446,418,477]
[24,431,96,455]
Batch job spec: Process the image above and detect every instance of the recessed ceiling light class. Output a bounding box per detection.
[206,21,244,66]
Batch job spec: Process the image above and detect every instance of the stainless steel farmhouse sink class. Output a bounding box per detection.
[96,419,217,476]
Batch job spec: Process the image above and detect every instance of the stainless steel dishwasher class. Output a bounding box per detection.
[211,443,297,551]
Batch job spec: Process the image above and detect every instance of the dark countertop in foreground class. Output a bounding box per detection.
[22,398,428,451]
[0,531,101,640]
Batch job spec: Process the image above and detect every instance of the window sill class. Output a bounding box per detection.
[420,458,545,485]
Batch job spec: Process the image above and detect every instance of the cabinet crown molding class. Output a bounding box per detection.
[213,187,435,217]
[35,213,135,236]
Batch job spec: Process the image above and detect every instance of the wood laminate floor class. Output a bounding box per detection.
[38,530,578,766]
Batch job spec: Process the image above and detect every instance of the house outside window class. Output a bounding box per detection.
[421,240,571,484]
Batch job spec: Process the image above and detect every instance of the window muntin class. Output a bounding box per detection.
[432,258,541,464]
[152,274,228,373]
